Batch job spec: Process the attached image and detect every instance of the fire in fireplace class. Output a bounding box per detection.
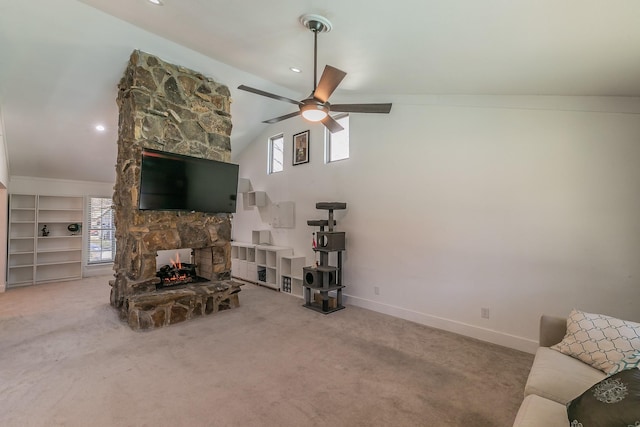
[156,252,206,288]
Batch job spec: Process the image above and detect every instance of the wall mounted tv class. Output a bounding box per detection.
[138,149,239,214]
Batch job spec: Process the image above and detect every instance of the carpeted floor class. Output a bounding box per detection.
[0,276,533,426]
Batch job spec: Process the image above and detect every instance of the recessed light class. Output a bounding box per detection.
[290,67,302,73]
[148,0,163,5]
[95,125,106,132]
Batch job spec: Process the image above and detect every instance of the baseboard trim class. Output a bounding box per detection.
[83,264,113,278]
[343,294,538,354]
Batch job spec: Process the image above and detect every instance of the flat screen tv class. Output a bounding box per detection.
[138,149,239,213]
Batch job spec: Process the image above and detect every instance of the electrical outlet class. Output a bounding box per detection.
[481,308,490,319]
[374,286,380,296]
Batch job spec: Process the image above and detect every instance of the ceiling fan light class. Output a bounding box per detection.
[300,104,328,122]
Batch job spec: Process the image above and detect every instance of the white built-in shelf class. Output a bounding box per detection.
[7,194,84,288]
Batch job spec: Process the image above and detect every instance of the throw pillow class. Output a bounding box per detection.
[567,367,640,426]
[551,309,640,373]
[609,351,640,376]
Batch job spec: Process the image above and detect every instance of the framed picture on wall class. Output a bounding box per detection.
[293,130,310,165]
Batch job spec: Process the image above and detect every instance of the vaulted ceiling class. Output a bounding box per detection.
[1,0,639,183]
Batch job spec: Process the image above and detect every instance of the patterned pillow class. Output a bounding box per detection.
[551,309,640,374]
[609,351,640,375]
[567,368,640,426]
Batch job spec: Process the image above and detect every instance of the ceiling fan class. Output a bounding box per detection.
[238,14,392,133]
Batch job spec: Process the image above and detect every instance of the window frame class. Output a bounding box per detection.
[87,196,116,265]
[268,133,285,174]
[325,113,350,163]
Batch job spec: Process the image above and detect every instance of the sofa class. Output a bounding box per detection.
[513,311,640,427]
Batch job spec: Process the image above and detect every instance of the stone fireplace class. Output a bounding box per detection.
[109,50,241,330]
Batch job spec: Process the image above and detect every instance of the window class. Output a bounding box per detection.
[87,197,116,264]
[325,114,350,162]
[268,134,284,174]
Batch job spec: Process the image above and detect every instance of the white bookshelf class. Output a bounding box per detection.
[7,194,84,288]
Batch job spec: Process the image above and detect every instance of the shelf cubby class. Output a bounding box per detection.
[251,229,270,245]
[10,209,36,222]
[280,255,306,298]
[8,266,35,286]
[10,194,36,209]
[266,251,277,268]
[37,195,83,210]
[36,262,82,283]
[281,256,305,280]
[10,223,35,238]
[256,248,267,266]
[9,253,35,267]
[246,191,266,207]
[247,247,256,262]
[37,249,82,264]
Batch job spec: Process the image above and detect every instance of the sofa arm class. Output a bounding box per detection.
[539,315,567,347]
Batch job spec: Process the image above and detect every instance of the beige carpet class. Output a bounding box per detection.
[0,276,533,426]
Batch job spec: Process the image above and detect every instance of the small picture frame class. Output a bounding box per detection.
[293,130,310,165]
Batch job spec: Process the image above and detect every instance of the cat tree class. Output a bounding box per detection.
[303,202,347,313]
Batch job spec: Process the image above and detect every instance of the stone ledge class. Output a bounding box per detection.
[126,280,242,330]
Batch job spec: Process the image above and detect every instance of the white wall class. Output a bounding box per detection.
[0,107,10,186]
[232,96,640,353]
[9,176,115,278]
[0,108,11,291]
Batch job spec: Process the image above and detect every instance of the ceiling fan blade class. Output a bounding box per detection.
[321,115,344,133]
[263,111,301,124]
[331,103,392,114]
[314,65,347,103]
[238,85,301,106]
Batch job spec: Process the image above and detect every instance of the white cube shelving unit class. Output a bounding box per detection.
[255,245,293,290]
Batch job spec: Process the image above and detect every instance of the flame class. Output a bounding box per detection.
[169,252,182,269]
[162,252,191,285]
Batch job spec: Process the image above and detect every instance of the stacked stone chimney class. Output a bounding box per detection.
[110,50,240,330]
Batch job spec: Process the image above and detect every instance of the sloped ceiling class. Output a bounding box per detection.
[1,0,639,183]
